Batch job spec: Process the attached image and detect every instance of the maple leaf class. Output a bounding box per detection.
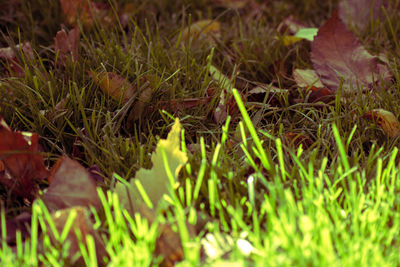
[116,118,188,212]
[311,11,392,91]
[42,156,101,212]
[0,117,48,200]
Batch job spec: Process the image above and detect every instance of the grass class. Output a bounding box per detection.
[1,0,400,265]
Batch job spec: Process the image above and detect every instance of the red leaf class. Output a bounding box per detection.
[311,11,391,91]
[43,156,101,212]
[0,118,48,200]
[54,27,80,67]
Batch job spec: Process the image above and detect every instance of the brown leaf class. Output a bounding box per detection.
[43,156,101,212]
[54,28,80,67]
[0,117,48,200]
[210,0,250,9]
[89,71,137,103]
[364,108,400,137]
[48,206,106,266]
[311,11,392,91]
[339,0,387,31]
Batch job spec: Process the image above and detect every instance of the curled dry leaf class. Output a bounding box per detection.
[339,0,387,31]
[311,11,392,92]
[364,108,400,137]
[89,71,137,103]
[54,28,80,67]
[0,117,48,200]
[0,42,33,76]
[43,156,101,212]
[180,20,221,44]
[48,206,106,266]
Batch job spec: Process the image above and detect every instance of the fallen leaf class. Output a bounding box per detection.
[59,0,94,27]
[364,108,400,137]
[311,11,392,91]
[284,132,314,149]
[115,119,189,265]
[0,117,48,200]
[278,15,308,35]
[5,212,31,246]
[339,0,387,31]
[127,76,154,121]
[180,20,221,44]
[48,206,106,266]
[115,118,187,212]
[210,0,250,9]
[293,69,324,88]
[42,156,101,212]
[89,71,137,103]
[0,42,33,76]
[54,28,80,67]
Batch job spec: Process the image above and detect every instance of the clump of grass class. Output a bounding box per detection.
[1,0,400,265]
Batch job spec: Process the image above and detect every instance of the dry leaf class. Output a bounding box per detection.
[49,206,106,266]
[0,117,48,200]
[43,156,101,212]
[339,0,387,31]
[0,42,33,76]
[89,71,137,103]
[54,28,80,67]
[364,108,400,137]
[284,132,314,149]
[5,212,31,246]
[60,0,94,27]
[311,11,392,91]
[293,69,324,88]
[180,20,221,44]
[210,0,250,9]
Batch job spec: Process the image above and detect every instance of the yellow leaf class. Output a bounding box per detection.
[115,118,187,213]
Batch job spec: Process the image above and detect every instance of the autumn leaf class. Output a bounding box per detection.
[293,69,335,103]
[0,42,33,77]
[311,11,392,92]
[115,118,187,213]
[364,108,400,137]
[210,0,250,9]
[115,119,188,264]
[54,27,80,67]
[60,0,93,27]
[339,0,387,31]
[42,156,101,212]
[48,206,106,266]
[284,132,314,149]
[0,117,48,200]
[180,20,221,44]
[89,71,137,103]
